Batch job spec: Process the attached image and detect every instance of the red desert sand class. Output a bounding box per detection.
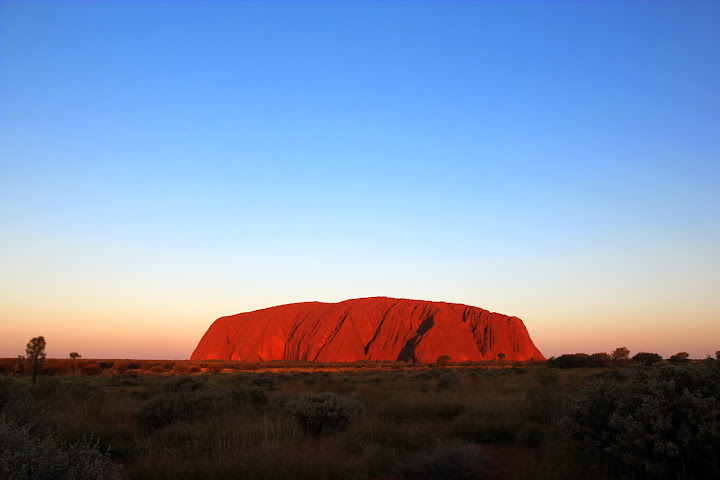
[191,297,545,363]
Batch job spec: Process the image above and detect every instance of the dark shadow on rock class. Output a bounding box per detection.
[397,315,434,362]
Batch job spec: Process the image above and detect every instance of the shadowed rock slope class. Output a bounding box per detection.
[191,297,545,362]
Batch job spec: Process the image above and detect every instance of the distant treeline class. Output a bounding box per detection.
[0,357,542,377]
[547,348,718,369]
[3,350,717,377]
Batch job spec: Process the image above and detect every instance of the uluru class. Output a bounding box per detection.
[191,297,545,363]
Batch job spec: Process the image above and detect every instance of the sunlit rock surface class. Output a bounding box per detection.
[191,297,545,362]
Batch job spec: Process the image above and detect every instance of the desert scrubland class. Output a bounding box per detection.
[2,356,719,480]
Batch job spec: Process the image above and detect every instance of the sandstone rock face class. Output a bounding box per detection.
[191,297,545,362]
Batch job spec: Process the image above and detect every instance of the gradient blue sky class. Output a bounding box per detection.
[1,1,719,359]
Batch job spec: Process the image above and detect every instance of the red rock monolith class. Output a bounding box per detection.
[190,297,545,362]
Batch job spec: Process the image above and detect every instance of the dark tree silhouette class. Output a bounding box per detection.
[589,352,612,367]
[26,336,46,384]
[668,352,689,363]
[632,352,663,366]
[69,352,81,376]
[611,346,630,363]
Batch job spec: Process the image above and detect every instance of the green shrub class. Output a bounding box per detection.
[0,415,121,480]
[231,386,269,408]
[284,391,364,435]
[171,364,188,374]
[561,364,720,478]
[0,377,52,436]
[136,376,222,431]
[160,375,207,394]
[135,389,221,431]
[33,377,105,411]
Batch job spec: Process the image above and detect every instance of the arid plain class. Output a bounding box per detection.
[2,328,719,479]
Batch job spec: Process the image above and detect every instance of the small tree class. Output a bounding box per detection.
[26,336,46,384]
[498,352,506,368]
[668,352,689,363]
[611,346,630,364]
[69,352,81,376]
[436,355,451,367]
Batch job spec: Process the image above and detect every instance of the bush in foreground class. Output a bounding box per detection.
[284,391,364,435]
[231,386,269,408]
[561,363,720,478]
[135,376,223,431]
[0,415,121,480]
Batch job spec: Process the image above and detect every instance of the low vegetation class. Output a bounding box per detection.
[0,377,121,480]
[562,364,720,478]
[283,391,365,435]
[1,345,718,479]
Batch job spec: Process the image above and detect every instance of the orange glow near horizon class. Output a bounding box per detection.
[2,294,718,360]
